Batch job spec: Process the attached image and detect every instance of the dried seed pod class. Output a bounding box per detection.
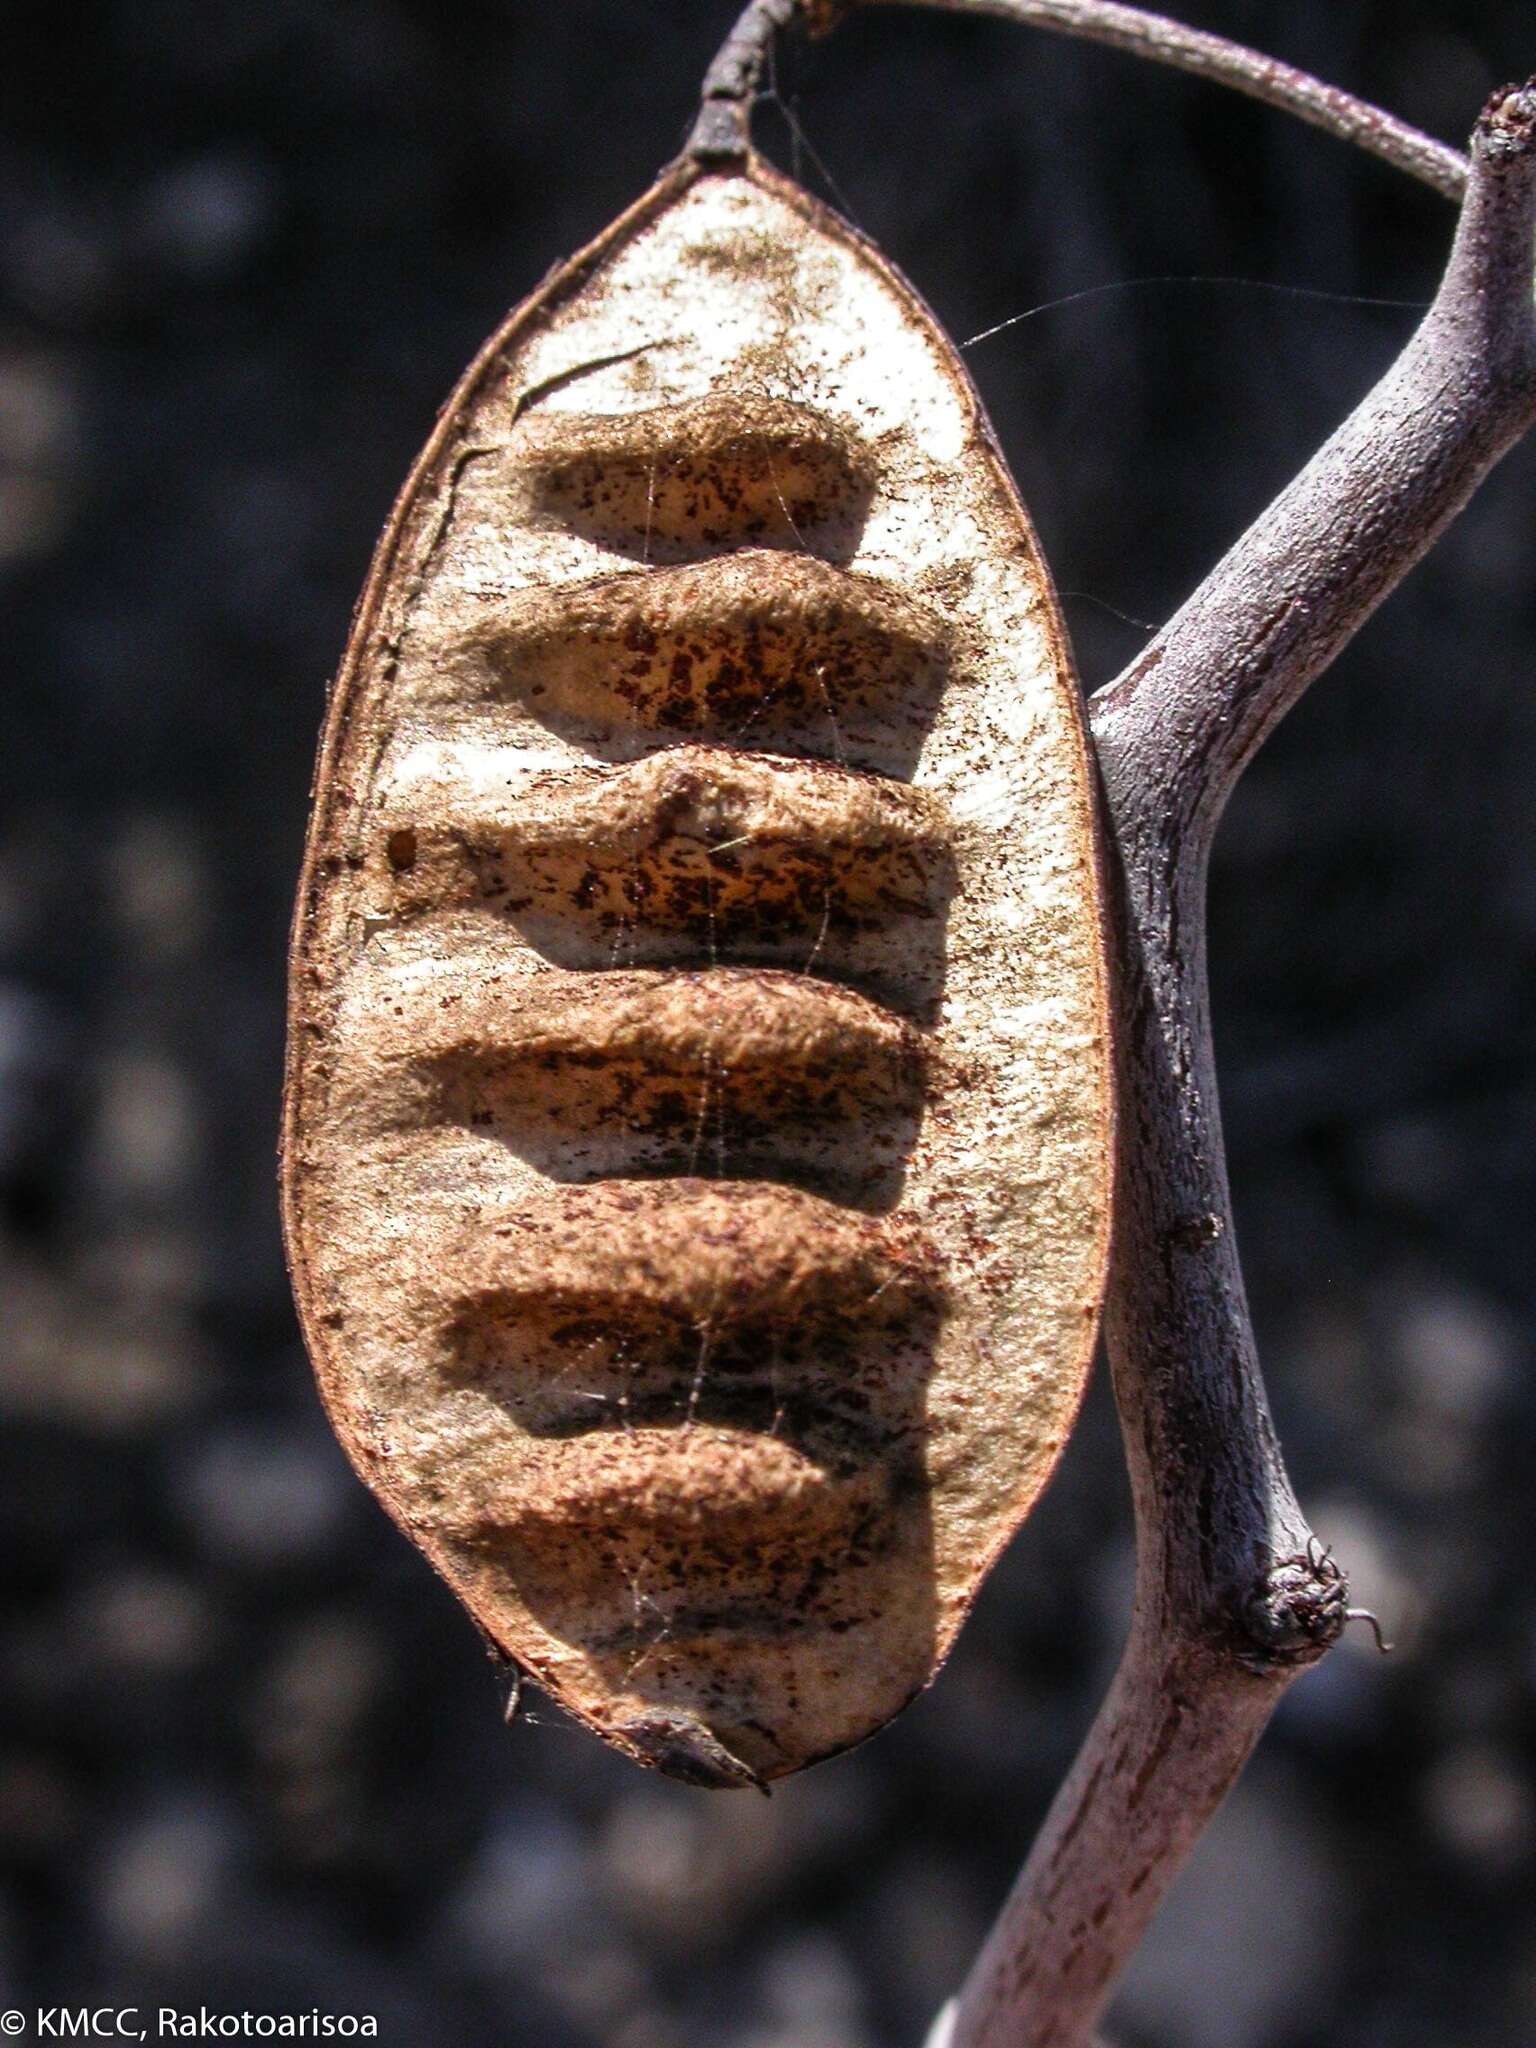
[282,152,1114,1786]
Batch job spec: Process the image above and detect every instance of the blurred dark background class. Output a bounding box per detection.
[3,2,1534,2043]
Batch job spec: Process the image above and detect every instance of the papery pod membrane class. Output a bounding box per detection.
[282,152,1114,1787]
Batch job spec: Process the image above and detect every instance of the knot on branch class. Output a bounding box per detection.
[1475,78,1536,168]
[1233,1543,1347,1675]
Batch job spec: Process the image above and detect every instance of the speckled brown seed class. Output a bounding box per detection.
[282,152,1114,1786]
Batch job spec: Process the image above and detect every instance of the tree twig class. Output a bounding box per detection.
[950,76,1536,2048]
[689,0,804,158]
[852,0,1469,198]
[689,0,1470,201]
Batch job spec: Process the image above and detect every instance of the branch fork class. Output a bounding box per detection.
[689,8,1536,2042]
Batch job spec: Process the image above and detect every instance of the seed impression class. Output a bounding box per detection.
[282,152,1114,1786]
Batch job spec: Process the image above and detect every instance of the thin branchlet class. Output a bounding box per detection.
[691,0,1469,202]
[1095,81,1536,838]
[855,0,1468,198]
[689,0,804,158]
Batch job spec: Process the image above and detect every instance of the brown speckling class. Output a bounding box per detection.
[283,152,1112,1785]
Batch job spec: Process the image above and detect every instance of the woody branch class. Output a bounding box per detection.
[951,77,1536,2048]
[690,6,1536,2044]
